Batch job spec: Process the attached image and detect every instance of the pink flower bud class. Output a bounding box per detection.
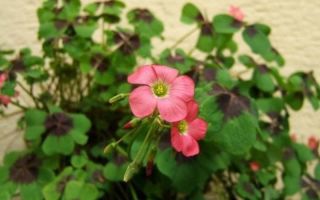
[250,161,260,172]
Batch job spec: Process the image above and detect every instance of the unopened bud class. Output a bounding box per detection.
[308,136,319,150]
[249,161,260,172]
[103,142,116,155]
[109,93,128,104]
[123,162,139,182]
[123,118,141,129]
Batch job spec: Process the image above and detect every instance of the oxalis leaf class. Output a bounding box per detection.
[217,112,258,155]
[213,14,242,34]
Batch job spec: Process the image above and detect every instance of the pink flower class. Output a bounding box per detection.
[128,65,194,122]
[170,100,208,157]
[250,161,260,172]
[0,95,11,106]
[308,136,318,150]
[0,73,7,88]
[229,5,245,22]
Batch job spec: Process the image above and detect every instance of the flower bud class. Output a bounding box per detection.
[123,117,141,129]
[250,161,260,172]
[308,136,318,150]
[109,93,128,104]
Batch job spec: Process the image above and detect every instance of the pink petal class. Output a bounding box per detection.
[170,76,195,102]
[127,65,156,86]
[186,100,199,122]
[170,127,184,152]
[157,97,187,122]
[182,135,199,157]
[129,86,156,118]
[188,118,208,140]
[152,65,178,83]
[229,5,244,21]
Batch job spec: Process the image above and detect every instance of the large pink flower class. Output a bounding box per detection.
[128,65,194,122]
[229,5,245,22]
[170,100,208,157]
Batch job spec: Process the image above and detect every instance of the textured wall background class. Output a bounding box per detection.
[0,0,319,160]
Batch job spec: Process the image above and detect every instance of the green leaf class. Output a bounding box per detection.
[283,175,300,195]
[239,55,256,68]
[103,162,128,181]
[254,69,275,92]
[58,0,81,21]
[65,180,82,200]
[94,71,115,85]
[285,92,304,110]
[1,81,16,96]
[70,130,88,145]
[284,158,301,177]
[213,14,242,34]
[84,3,99,15]
[196,32,214,53]
[216,69,235,89]
[180,3,201,24]
[20,183,42,200]
[218,113,258,155]
[293,143,314,163]
[74,21,97,38]
[25,109,47,126]
[256,97,284,113]
[42,135,74,155]
[71,152,88,168]
[243,25,272,60]
[25,126,45,140]
[71,114,91,134]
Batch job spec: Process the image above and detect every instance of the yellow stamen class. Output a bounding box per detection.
[177,120,188,135]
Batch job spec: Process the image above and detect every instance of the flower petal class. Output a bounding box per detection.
[182,135,199,157]
[186,100,199,122]
[152,65,178,83]
[129,86,156,118]
[127,65,156,85]
[170,127,183,152]
[158,97,187,122]
[188,118,208,140]
[170,75,195,102]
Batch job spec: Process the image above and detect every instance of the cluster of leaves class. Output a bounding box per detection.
[0,0,319,200]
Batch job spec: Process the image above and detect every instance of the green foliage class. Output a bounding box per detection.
[0,1,319,200]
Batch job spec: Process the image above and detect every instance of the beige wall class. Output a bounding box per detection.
[0,0,319,160]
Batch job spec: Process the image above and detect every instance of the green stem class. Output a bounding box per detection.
[129,183,139,200]
[10,101,27,110]
[17,81,40,108]
[124,118,158,181]
[170,26,199,49]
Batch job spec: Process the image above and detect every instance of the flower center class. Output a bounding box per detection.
[177,120,188,135]
[152,82,168,97]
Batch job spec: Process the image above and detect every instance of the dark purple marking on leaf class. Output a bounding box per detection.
[133,8,153,23]
[65,25,76,37]
[45,112,73,136]
[196,13,205,22]
[243,182,255,194]
[90,54,109,72]
[306,189,318,200]
[246,26,257,37]
[231,19,243,29]
[9,154,41,184]
[11,58,26,72]
[104,0,115,6]
[257,64,269,74]
[121,35,140,55]
[213,86,251,120]
[57,175,72,193]
[203,68,217,81]
[282,148,295,160]
[55,20,68,30]
[201,22,213,36]
[167,53,185,64]
[92,170,106,183]
[114,153,127,166]
[53,7,62,15]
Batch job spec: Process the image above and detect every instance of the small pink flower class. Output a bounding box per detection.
[290,133,297,142]
[128,65,195,122]
[308,136,318,150]
[0,73,8,88]
[229,5,245,22]
[0,95,11,106]
[170,100,207,157]
[250,161,260,172]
